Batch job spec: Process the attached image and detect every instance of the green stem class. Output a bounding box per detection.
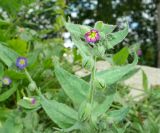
[89,56,96,104]
[24,68,40,95]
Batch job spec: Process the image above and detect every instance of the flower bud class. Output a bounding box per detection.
[28,82,37,91]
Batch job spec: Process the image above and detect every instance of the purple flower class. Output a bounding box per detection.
[16,57,28,69]
[137,49,142,56]
[85,29,100,43]
[2,77,12,86]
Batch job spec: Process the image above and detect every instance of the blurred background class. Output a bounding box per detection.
[0,0,160,67]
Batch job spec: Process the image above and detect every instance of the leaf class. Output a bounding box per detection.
[113,47,129,65]
[92,88,116,118]
[107,107,129,123]
[55,65,89,105]
[107,24,129,48]
[96,53,138,86]
[0,84,18,102]
[94,21,116,34]
[0,19,11,27]
[0,0,34,16]
[27,50,40,67]
[65,22,91,38]
[7,39,27,55]
[0,111,23,133]
[4,69,26,80]
[142,70,149,91]
[40,95,78,128]
[0,42,19,67]
[71,35,94,69]
[66,21,94,69]
[0,63,4,78]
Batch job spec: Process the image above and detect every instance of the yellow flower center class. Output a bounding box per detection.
[19,59,25,65]
[89,32,96,39]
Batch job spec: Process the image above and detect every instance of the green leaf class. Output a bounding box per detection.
[0,42,19,67]
[107,24,129,48]
[55,65,89,105]
[66,21,94,69]
[27,50,40,67]
[7,39,27,55]
[96,53,138,86]
[40,95,78,128]
[113,47,129,65]
[65,22,91,38]
[0,84,18,102]
[0,63,4,78]
[0,0,34,16]
[71,35,94,69]
[92,88,115,118]
[0,111,23,133]
[5,69,26,80]
[142,70,149,91]
[94,21,116,34]
[0,19,11,27]
[107,107,129,123]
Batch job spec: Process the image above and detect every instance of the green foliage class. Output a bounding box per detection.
[92,88,115,118]
[0,0,34,16]
[94,21,116,34]
[113,47,129,65]
[0,42,19,67]
[40,95,78,128]
[107,107,129,123]
[55,65,89,105]
[142,70,149,91]
[0,84,18,102]
[96,54,138,86]
[107,24,129,49]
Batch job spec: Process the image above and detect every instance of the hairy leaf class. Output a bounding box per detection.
[107,24,129,48]
[40,95,78,128]
[96,53,138,86]
[0,42,19,67]
[0,84,18,102]
[113,47,129,65]
[55,65,89,105]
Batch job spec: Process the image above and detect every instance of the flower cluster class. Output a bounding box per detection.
[85,29,100,43]
[16,57,28,69]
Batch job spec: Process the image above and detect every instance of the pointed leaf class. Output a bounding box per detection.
[107,107,129,123]
[55,65,89,105]
[65,22,91,38]
[113,47,129,65]
[0,84,18,102]
[96,53,138,86]
[142,70,149,91]
[92,88,116,118]
[94,21,116,34]
[40,95,78,128]
[0,63,4,78]
[0,42,19,67]
[107,24,129,48]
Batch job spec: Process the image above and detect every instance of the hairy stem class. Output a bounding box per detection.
[89,56,96,104]
[24,68,40,95]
